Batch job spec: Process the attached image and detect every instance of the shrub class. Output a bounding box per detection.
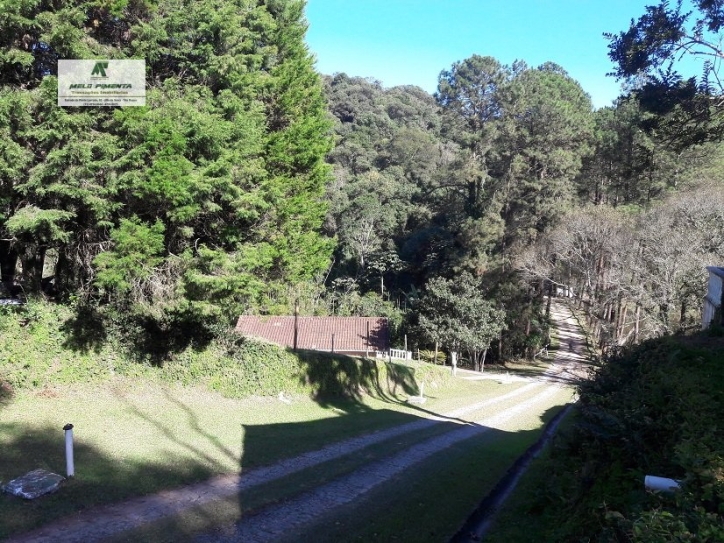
[521,333,724,541]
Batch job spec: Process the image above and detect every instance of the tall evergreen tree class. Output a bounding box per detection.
[0,0,333,323]
[497,62,594,249]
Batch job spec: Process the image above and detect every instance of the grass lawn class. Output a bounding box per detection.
[105,384,574,542]
[0,300,582,541]
[0,369,522,539]
[483,408,580,543]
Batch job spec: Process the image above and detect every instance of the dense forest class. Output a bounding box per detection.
[1,0,723,366]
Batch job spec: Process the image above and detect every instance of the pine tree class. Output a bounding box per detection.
[0,0,333,323]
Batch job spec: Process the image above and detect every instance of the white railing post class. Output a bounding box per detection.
[63,423,74,477]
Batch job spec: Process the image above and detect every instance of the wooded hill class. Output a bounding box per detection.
[1,0,724,364]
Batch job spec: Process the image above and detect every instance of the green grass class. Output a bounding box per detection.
[106,386,574,542]
[497,357,550,375]
[0,300,461,539]
[106,412,469,543]
[0,300,580,540]
[484,407,580,543]
[284,387,575,543]
[0,371,515,539]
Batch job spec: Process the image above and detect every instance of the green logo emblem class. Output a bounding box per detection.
[91,62,109,77]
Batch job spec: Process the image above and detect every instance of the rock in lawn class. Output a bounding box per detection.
[2,469,65,499]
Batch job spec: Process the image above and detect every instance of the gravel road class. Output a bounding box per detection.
[196,385,565,543]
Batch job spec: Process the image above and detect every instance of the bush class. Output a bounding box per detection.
[419,349,447,365]
[520,333,724,541]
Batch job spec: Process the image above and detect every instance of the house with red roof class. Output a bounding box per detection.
[235,316,390,357]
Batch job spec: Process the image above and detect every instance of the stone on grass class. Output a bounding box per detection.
[407,382,427,404]
[2,469,65,499]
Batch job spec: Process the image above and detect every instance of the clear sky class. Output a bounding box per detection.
[304,0,698,110]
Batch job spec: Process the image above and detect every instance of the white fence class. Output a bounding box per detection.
[376,349,413,361]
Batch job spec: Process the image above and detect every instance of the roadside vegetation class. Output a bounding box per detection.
[486,329,724,542]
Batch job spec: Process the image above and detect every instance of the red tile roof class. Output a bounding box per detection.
[235,316,389,353]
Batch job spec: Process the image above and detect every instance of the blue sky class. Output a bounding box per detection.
[304,0,699,109]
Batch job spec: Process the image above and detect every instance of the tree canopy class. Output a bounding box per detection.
[0,0,333,326]
[607,0,724,145]
[3,2,721,364]
[416,272,505,371]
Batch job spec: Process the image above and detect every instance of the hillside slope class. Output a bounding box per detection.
[488,330,724,542]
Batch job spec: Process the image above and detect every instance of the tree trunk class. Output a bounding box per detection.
[634,304,641,343]
[546,280,553,318]
[480,348,488,372]
[616,301,627,342]
[593,254,604,305]
[585,285,594,322]
[20,247,45,294]
[0,240,18,283]
[660,303,670,331]
[54,247,69,296]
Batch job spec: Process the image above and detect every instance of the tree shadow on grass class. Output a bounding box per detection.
[294,349,476,429]
[102,403,476,543]
[294,349,419,410]
[0,400,463,542]
[0,422,218,542]
[285,403,576,543]
[110,391,237,474]
[60,302,108,353]
[450,402,576,542]
[186,401,577,543]
[1,347,526,541]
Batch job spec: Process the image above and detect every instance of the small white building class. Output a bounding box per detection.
[702,266,724,329]
[555,285,575,298]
